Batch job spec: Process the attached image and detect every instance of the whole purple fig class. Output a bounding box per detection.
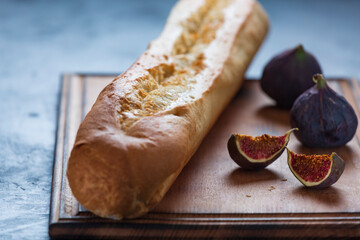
[261,45,322,108]
[290,74,358,148]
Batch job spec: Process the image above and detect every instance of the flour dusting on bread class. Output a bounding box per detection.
[67,0,268,219]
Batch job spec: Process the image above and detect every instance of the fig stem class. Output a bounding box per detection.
[285,128,299,135]
[296,44,304,52]
[313,73,327,89]
[295,44,306,59]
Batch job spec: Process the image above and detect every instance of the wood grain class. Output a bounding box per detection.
[49,74,360,239]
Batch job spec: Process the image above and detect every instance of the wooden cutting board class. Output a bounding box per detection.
[49,74,360,239]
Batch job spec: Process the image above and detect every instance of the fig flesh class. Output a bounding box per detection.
[260,45,322,109]
[287,148,345,188]
[227,129,297,169]
[290,74,358,148]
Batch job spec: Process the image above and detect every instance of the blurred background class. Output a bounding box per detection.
[0,0,359,239]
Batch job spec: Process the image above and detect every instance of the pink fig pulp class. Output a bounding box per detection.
[287,148,345,188]
[227,129,297,169]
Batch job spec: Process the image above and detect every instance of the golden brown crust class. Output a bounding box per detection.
[67,0,269,219]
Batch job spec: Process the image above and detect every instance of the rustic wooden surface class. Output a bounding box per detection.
[49,74,360,239]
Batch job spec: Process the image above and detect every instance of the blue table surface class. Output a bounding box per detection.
[0,0,359,239]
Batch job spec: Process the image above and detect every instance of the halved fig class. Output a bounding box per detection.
[287,148,345,188]
[227,129,297,169]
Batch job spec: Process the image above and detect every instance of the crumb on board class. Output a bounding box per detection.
[268,186,276,191]
[246,195,251,198]
[281,178,287,182]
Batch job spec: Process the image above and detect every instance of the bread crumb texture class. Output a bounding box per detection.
[118,0,230,129]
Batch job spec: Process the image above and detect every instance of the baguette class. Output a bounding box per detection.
[67,0,269,219]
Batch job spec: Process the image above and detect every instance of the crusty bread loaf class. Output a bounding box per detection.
[67,0,268,219]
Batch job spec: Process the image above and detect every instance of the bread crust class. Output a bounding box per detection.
[67,0,269,219]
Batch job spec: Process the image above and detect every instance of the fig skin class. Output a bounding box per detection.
[290,74,358,148]
[287,148,345,189]
[260,45,322,109]
[227,129,297,170]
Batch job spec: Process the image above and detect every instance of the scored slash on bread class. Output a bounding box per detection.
[67,0,269,219]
